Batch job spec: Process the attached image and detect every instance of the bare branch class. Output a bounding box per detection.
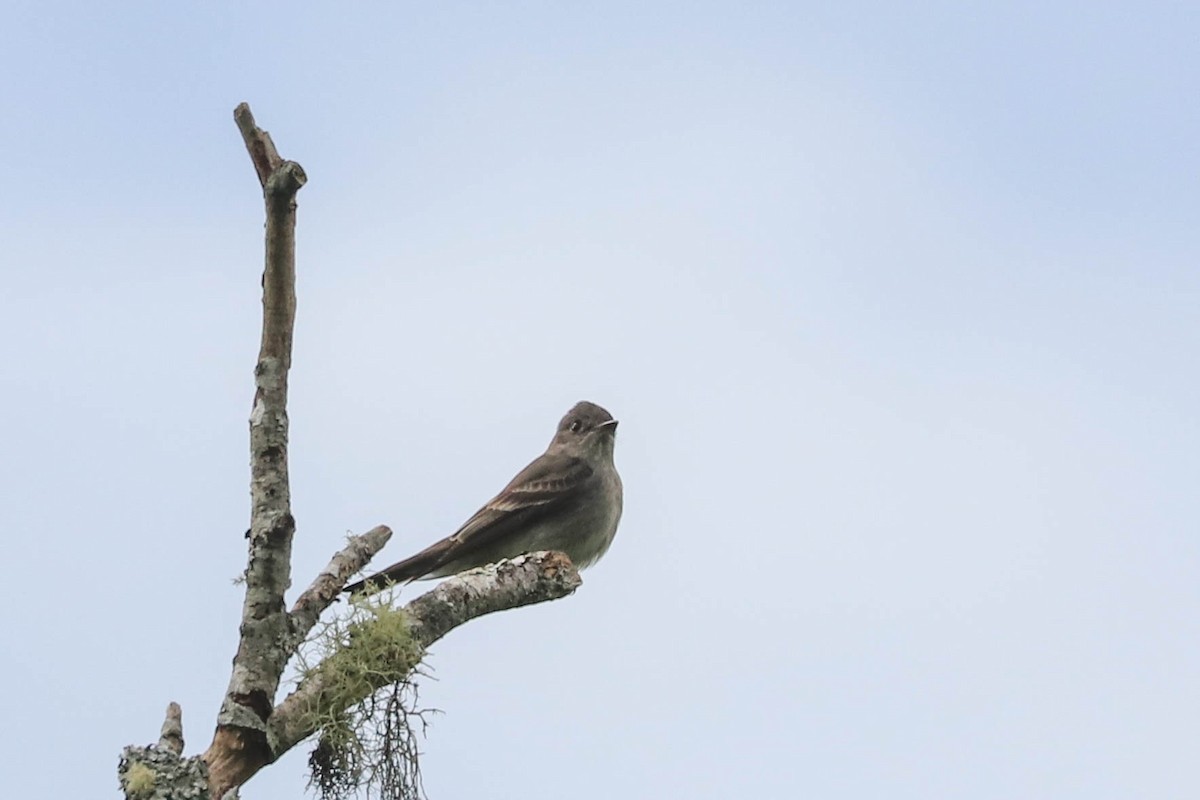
[158,702,185,756]
[288,525,394,648]
[404,551,582,649]
[233,102,282,188]
[270,551,582,756]
[206,102,307,799]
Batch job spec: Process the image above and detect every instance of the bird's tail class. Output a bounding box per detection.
[342,537,455,595]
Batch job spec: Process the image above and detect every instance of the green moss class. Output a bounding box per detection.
[300,602,420,725]
[296,596,429,800]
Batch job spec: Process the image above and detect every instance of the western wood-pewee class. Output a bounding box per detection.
[344,401,623,595]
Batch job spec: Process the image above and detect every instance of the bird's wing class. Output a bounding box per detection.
[344,452,593,594]
[450,451,594,543]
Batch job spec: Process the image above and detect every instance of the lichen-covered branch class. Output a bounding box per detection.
[288,525,394,650]
[119,743,210,800]
[158,702,185,756]
[271,551,581,756]
[120,106,586,800]
[206,102,308,800]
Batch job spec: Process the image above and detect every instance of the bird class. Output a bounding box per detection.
[344,400,623,595]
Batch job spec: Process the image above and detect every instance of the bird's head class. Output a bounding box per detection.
[551,401,619,455]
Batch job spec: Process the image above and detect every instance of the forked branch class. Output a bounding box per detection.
[119,104,584,800]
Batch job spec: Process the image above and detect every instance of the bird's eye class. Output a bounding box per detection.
[569,420,582,433]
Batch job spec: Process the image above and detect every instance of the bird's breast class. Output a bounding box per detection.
[557,467,622,569]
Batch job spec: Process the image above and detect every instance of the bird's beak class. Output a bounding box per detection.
[598,419,619,432]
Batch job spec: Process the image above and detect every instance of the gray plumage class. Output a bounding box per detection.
[344,401,623,595]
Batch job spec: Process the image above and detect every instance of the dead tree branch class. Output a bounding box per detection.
[119,104,585,800]
[158,703,185,756]
[288,525,394,650]
[271,551,582,755]
[205,102,309,797]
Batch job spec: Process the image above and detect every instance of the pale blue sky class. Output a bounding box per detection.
[2,2,1197,798]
